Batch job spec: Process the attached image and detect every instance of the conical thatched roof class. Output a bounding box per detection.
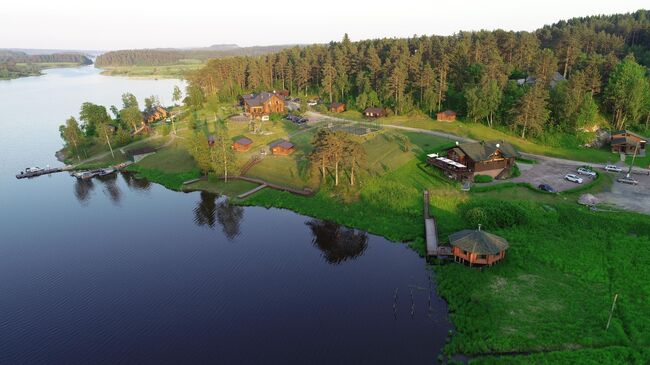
[449,229,509,255]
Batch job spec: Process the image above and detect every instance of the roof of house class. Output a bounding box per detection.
[454,140,519,162]
[449,229,509,255]
[269,139,294,149]
[242,92,282,107]
[438,110,456,116]
[235,137,252,145]
[364,107,384,114]
[612,130,646,142]
[330,102,345,108]
[516,72,566,88]
[207,135,215,142]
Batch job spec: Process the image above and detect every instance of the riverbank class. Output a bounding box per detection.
[56,111,650,363]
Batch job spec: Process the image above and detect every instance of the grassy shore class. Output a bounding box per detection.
[60,106,650,363]
[97,62,203,78]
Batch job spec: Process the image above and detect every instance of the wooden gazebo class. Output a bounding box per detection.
[449,227,509,266]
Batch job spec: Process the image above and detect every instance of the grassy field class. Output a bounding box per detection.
[98,62,203,78]
[183,177,259,196]
[357,112,650,168]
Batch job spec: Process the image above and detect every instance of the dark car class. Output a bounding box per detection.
[538,184,556,193]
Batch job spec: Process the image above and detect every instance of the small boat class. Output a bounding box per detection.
[98,167,116,176]
[16,167,44,178]
[72,170,101,180]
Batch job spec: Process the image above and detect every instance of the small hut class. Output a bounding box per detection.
[436,110,457,122]
[233,137,253,152]
[207,135,215,147]
[329,102,346,113]
[271,140,295,156]
[449,227,509,266]
[364,107,385,118]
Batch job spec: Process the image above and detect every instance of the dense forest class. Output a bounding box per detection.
[0,51,92,79]
[0,50,92,64]
[186,10,650,138]
[95,45,298,67]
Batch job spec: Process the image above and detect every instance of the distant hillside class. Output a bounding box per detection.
[94,45,298,67]
[0,50,92,65]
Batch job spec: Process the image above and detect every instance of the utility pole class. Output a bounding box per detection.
[626,143,640,178]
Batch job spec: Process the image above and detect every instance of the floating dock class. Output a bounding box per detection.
[16,167,64,179]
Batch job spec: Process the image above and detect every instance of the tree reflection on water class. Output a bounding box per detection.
[194,192,244,240]
[73,178,94,204]
[306,219,368,264]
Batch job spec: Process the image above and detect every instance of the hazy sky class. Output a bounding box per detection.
[0,0,646,50]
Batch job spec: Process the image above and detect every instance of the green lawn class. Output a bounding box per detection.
[362,112,650,168]
[98,62,204,78]
[183,177,259,196]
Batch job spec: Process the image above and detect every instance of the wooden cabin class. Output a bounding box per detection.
[241,92,286,118]
[428,140,519,181]
[144,106,169,124]
[271,140,295,156]
[611,130,646,156]
[449,228,509,267]
[232,137,253,152]
[436,110,457,122]
[363,107,385,118]
[329,102,346,113]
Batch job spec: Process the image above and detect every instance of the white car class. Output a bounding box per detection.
[604,165,623,172]
[577,167,597,177]
[565,174,584,184]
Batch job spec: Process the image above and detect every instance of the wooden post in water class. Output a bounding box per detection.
[606,294,619,330]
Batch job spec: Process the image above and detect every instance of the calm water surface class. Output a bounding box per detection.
[0,67,450,364]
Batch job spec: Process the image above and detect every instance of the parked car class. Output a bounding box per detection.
[565,174,584,184]
[604,164,623,172]
[538,184,556,193]
[617,177,639,185]
[577,167,597,177]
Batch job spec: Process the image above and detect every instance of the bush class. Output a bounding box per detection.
[459,199,530,229]
[510,164,521,178]
[474,174,493,183]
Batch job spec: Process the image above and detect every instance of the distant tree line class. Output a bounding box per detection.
[0,51,92,64]
[186,10,650,137]
[94,45,297,67]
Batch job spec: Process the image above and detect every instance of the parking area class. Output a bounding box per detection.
[596,171,650,214]
[509,160,596,192]
[498,159,650,214]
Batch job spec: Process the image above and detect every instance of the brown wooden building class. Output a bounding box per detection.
[611,130,646,156]
[436,110,457,122]
[449,228,509,267]
[232,137,253,152]
[329,102,346,113]
[363,107,385,118]
[144,106,169,124]
[241,92,286,117]
[271,140,295,156]
[428,140,519,181]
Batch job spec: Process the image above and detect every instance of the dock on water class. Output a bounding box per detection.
[15,166,68,179]
[423,190,439,257]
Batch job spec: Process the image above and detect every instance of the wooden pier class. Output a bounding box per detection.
[16,166,67,179]
[424,190,451,258]
[237,184,268,199]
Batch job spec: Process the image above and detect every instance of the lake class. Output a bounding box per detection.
[0,66,450,364]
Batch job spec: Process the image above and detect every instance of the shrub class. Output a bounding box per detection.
[510,163,521,178]
[459,199,530,229]
[474,174,493,183]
